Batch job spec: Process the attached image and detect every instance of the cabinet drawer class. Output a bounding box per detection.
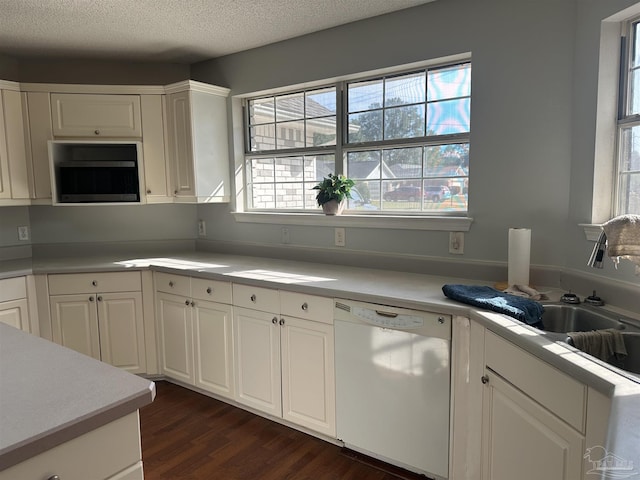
[0,412,141,480]
[280,291,333,325]
[0,276,26,302]
[485,331,586,432]
[191,277,232,304]
[48,272,141,295]
[232,284,279,313]
[154,272,191,297]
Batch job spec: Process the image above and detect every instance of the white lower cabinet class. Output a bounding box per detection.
[0,412,143,480]
[48,273,146,374]
[0,276,31,332]
[480,330,586,480]
[155,272,234,400]
[233,285,336,437]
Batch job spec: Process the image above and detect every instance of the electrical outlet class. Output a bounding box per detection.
[282,227,291,244]
[17,226,29,241]
[449,232,464,254]
[335,228,346,247]
[198,220,206,237]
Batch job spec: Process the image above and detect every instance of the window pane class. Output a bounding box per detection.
[382,180,423,211]
[349,79,383,112]
[275,182,304,209]
[249,97,274,125]
[251,183,275,209]
[633,22,640,68]
[274,156,303,182]
[249,158,274,182]
[349,180,380,211]
[427,98,470,135]
[304,182,322,210]
[348,111,383,142]
[385,72,425,105]
[307,116,336,146]
[618,173,640,214]
[619,126,640,214]
[383,147,423,178]
[276,93,304,121]
[276,120,305,149]
[307,88,336,115]
[630,68,640,115]
[249,124,275,152]
[424,144,470,179]
[384,105,425,139]
[306,154,335,181]
[428,64,471,101]
[347,150,381,180]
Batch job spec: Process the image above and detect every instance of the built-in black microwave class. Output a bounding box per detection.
[50,142,142,204]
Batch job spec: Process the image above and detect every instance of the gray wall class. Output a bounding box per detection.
[193,0,629,278]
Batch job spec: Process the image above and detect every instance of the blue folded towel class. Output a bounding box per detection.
[442,284,544,328]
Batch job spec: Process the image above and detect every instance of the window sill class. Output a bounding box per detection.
[580,223,603,241]
[233,212,473,231]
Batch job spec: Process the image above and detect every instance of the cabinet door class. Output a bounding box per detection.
[98,292,146,374]
[140,95,170,202]
[24,92,53,200]
[233,306,281,416]
[193,299,234,399]
[51,93,142,137]
[0,298,29,332]
[166,90,195,197]
[281,315,336,437]
[0,89,29,200]
[50,294,100,360]
[481,370,584,480]
[156,291,194,384]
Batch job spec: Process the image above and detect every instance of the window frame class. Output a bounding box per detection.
[236,55,473,228]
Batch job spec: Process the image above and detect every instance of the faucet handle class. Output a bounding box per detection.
[585,290,605,306]
[560,292,581,304]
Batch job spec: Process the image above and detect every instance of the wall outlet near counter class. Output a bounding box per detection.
[449,232,464,254]
[17,226,30,241]
[198,220,206,237]
[335,228,346,247]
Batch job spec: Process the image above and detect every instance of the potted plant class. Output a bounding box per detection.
[313,173,355,215]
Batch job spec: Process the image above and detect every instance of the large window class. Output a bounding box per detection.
[244,61,471,214]
[617,19,640,215]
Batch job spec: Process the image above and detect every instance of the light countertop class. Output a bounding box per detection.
[0,323,155,471]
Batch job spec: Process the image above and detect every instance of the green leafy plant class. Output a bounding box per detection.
[312,173,355,206]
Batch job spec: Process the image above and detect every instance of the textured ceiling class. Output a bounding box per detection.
[0,0,436,63]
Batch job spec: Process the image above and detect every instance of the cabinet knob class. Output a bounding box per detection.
[146,189,152,194]
[250,294,257,303]
[169,281,174,287]
[89,296,94,302]
[47,476,61,480]
[91,280,98,287]
[185,299,190,306]
[301,302,308,311]
[191,301,195,307]
[272,317,278,325]
[481,375,489,385]
[279,318,285,326]
[97,296,102,302]
[94,129,100,135]
[206,287,212,294]
[438,316,445,324]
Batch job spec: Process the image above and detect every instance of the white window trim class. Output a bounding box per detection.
[231,53,472,231]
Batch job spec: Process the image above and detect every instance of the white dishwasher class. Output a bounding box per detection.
[334,299,451,480]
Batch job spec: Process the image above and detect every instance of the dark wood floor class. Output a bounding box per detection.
[140,381,429,480]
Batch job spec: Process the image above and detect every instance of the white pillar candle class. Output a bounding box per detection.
[508,228,531,287]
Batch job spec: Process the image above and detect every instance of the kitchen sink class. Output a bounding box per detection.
[539,303,640,376]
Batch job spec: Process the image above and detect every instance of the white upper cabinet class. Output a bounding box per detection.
[140,95,171,202]
[0,84,30,203]
[51,93,142,138]
[165,81,231,203]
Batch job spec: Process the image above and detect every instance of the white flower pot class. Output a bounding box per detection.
[321,199,345,215]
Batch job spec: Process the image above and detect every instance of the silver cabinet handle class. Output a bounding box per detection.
[89,296,94,302]
[272,317,278,325]
[185,299,190,306]
[279,318,285,326]
[250,294,257,302]
[94,129,100,135]
[191,301,195,307]
[97,296,102,302]
[169,281,174,287]
[47,475,61,480]
[481,375,489,384]
[301,302,308,311]
[91,280,97,287]
[206,287,212,294]
[146,189,152,194]
[438,316,445,324]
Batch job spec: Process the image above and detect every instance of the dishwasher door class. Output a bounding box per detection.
[335,299,451,479]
